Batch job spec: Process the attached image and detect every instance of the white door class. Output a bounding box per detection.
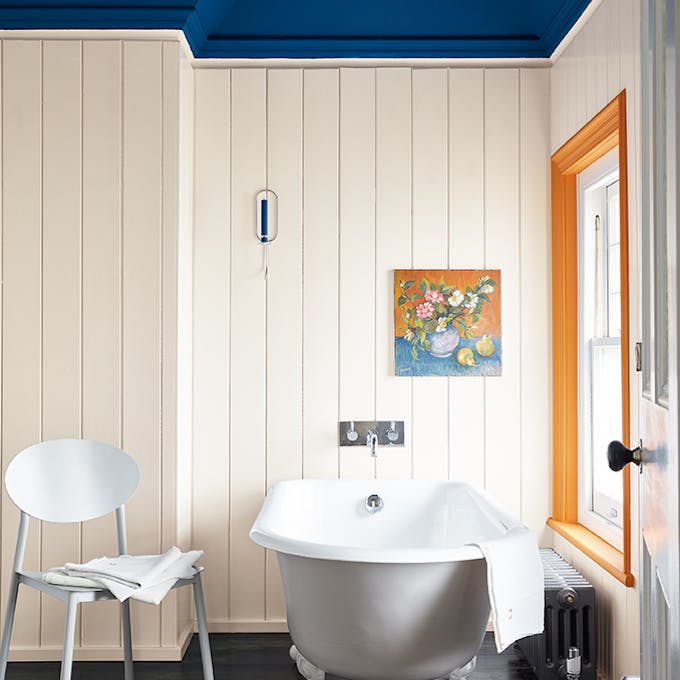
[637,0,680,677]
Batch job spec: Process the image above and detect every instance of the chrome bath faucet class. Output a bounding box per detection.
[366,429,379,458]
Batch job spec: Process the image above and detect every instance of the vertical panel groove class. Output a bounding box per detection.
[226,69,234,618]
[118,39,124,456]
[117,39,124,647]
[158,41,164,645]
[409,67,414,480]
[482,68,487,492]
[227,65,233,621]
[38,38,44,643]
[518,70,523,522]
[0,38,4,619]
[373,67,377,480]
[263,66,268,619]
[336,68,341,481]
[78,39,84,643]
[300,69,305,480]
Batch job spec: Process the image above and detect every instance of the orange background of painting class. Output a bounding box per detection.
[394,269,502,338]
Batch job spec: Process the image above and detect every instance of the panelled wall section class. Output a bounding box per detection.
[0,36,564,664]
[192,65,552,631]
[0,38,194,661]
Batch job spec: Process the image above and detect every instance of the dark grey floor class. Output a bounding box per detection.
[5,633,538,679]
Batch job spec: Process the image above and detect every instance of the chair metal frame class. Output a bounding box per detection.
[0,440,214,680]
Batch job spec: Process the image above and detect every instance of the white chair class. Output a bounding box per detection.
[0,439,214,680]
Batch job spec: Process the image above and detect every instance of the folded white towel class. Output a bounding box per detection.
[43,547,203,605]
[469,527,544,653]
[42,571,180,605]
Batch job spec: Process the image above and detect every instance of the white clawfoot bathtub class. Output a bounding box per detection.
[250,480,523,680]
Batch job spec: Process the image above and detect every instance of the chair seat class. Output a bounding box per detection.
[17,566,204,604]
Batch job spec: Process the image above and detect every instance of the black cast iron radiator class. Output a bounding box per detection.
[517,548,596,680]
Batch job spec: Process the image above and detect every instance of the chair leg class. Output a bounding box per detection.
[193,573,214,680]
[121,599,134,680]
[60,594,78,680]
[0,572,20,680]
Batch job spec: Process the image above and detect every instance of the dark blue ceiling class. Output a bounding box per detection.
[0,1,592,58]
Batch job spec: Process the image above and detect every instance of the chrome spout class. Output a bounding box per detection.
[366,429,379,458]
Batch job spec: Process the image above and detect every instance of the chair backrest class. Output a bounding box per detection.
[5,439,140,523]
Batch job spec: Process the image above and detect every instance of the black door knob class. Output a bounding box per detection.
[607,440,642,471]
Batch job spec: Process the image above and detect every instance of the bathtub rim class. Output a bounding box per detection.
[250,478,522,564]
[250,527,486,563]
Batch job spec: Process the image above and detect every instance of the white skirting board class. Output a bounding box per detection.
[206,619,289,633]
[7,619,288,661]
[8,621,195,662]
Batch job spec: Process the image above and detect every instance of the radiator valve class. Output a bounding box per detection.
[566,646,582,679]
[558,586,578,608]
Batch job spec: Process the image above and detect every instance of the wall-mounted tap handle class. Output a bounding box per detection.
[386,421,399,443]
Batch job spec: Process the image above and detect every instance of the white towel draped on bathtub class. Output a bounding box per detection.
[469,527,544,653]
[42,546,203,605]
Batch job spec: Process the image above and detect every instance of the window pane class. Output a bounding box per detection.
[607,181,620,245]
[609,292,621,338]
[608,243,621,295]
[591,342,623,519]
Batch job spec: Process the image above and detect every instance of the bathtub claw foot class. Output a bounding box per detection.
[290,645,326,680]
[447,656,477,679]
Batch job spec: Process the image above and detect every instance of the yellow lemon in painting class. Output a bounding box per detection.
[476,334,495,357]
[456,347,477,367]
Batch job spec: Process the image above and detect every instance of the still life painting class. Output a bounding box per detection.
[394,269,502,377]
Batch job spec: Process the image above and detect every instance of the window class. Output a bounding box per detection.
[549,91,633,587]
[577,150,623,550]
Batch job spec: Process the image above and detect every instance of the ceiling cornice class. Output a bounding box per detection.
[539,0,592,55]
[0,4,194,31]
[0,1,593,60]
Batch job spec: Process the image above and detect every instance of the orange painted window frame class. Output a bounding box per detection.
[548,91,634,587]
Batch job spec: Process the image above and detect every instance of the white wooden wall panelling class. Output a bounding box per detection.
[411,69,448,480]
[0,32,570,652]
[375,67,412,480]
[594,6,608,114]
[606,0,621,101]
[176,47,195,638]
[338,68,376,480]
[265,67,303,621]
[551,58,566,152]
[302,69,340,480]
[229,68,267,622]
[40,38,83,649]
[575,34,587,136]
[192,68,231,624]
[448,69,485,488]
[1,38,42,652]
[0,36,182,657]
[161,40,180,649]
[583,18,598,123]
[121,40,163,648]
[565,47,578,143]
[484,69,521,517]
[519,68,551,540]
[80,39,123,649]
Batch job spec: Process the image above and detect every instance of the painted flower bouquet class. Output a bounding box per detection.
[397,274,497,360]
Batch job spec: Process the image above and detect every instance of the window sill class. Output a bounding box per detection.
[547,518,635,587]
